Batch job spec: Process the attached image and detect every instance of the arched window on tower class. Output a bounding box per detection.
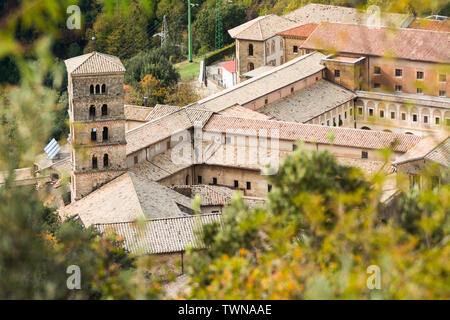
[95,84,100,94]
[91,128,97,141]
[89,105,95,118]
[101,84,106,94]
[103,154,109,168]
[248,44,253,56]
[102,104,107,116]
[92,156,98,169]
[90,85,94,94]
[102,127,108,141]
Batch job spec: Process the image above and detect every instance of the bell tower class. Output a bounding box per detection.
[64,52,127,202]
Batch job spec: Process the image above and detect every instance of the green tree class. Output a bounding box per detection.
[186,148,449,299]
[124,47,180,87]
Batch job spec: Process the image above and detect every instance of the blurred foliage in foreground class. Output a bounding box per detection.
[0,0,448,299]
[185,150,449,299]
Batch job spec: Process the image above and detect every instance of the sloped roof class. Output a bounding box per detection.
[198,51,326,113]
[64,51,125,75]
[95,214,223,254]
[145,104,181,121]
[277,23,318,38]
[58,172,192,227]
[301,22,449,63]
[126,107,213,155]
[228,14,297,41]
[408,18,450,32]
[221,60,236,73]
[258,79,356,123]
[283,3,409,27]
[172,184,234,206]
[393,132,450,167]
[219,104,271,120]
[204,115,422,152]
[124,105,153,122]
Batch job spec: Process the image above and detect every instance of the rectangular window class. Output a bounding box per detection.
[417,71,424,80]
[344,111,347,119]
[264,97,268,105]
[439,74,446,82]
[268,184,272,192]
[395,85,402,92]
[380,110,384,118]
[350,109,353,116]
[362,151,368,159]
[395,69,402,77]
[423,115,428,123]
[293,46,298,54]
[439,90,446,97]
[413,114,418,122]
[234,180,239,188]
[374,66,381,74]
[293,144,297,151]
[334,69,340,78]
[369,109,374,116]
[327,120,330,126]
[401,113,406,120]
[167,141,170,149]
[134,156,138,164]
[246,181,251,190]
[446,118,450,126]
[212,177,217,185]
[198,176,202,184]
[417,87,423,94]
[373,83,381,88]
[435,117,440,125]
[391,111,396,119]
[358,107,363,115]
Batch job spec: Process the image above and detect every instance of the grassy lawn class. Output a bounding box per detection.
[174,56,202,81]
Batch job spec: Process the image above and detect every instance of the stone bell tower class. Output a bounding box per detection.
[64,52,127,202]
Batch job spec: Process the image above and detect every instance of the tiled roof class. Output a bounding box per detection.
[172,185,234,206]
[393,132,450,167]
[145,104,181,121]
[241,65,276,78]
[129,148,193,181]
[221,60,236,73]
[126,107,213,155]
[258,80,356,123]
[336,157,387,175]
[64,51,125,75]
[219,104,271,120]
[277,23,318,38]
[95,214,223,254]
[407,18,450,32]
[198,51,326,113]
[124,105,153,121]
[301,22,449,63]
[0,168,39,186]
[203,115,422,152]
[228,14,297,41]
[59,172,192,227]
[283,3,409,27]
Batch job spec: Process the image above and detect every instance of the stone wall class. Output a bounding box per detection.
[236,39,264,81]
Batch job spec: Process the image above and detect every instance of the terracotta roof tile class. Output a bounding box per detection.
[95,214,223,254]
[408,18,450,32]
[64,51,125,75]
[124,105,153,121]
[277,23,318,38]
[283,3,409,27]
[301,22,449,63]
[204,115,422,152]
[228,15,297,41]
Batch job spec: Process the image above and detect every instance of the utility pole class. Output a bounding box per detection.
[188,0,193,62]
